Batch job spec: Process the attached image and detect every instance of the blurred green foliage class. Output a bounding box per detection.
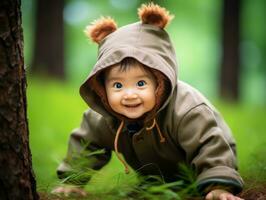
[21,0,266,196]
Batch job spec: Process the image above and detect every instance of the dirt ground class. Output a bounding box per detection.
[238,184,266,200]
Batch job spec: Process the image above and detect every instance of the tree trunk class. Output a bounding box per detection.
[220,0,241,101]
[31,0,65,79]
[0,0,39,199]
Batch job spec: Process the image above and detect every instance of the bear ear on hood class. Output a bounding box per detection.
[138,3,174,29]
[84,17,117,44]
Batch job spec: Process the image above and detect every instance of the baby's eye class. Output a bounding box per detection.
[113,82,123,89]
[137,80,146,87]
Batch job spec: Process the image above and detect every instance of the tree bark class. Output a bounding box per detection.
[220,0,241,101]
[31,0,65,79]
[0,0,39,199]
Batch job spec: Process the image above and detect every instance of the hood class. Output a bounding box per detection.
[80,22,178,119]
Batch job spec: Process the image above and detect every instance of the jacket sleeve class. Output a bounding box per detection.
[56,109,112,185]
[177,104,244,194]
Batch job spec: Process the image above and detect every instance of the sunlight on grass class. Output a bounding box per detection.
[85,157,138,195]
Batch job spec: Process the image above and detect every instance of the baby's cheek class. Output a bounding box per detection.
[143,92,156,107]
[108,94,121,106]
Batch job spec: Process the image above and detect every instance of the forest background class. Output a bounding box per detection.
[21,0,265,197]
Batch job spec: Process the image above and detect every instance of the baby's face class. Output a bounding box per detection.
[105,64,157,119]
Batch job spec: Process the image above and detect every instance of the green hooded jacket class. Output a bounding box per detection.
[57,21,243,194]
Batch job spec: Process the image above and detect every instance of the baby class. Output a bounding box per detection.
[53,3,244,200]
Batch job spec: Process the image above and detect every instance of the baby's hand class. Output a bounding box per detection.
[51,185,88,197]
[205,189,244,200]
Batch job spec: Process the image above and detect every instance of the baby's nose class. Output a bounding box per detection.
[124,89,138,99]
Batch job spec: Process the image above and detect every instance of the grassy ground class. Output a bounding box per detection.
[27,77,266,199]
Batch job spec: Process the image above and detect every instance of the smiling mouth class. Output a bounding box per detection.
[124,103,141,108]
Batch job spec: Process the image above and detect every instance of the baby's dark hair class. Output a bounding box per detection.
[117,57,142,72]
[107,57,149,73]
[99,57,156,85]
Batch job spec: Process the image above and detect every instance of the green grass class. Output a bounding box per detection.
[27,77,266,197]
[27,77,87,189]
[213,101,266,179]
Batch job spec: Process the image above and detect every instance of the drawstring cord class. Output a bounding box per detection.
[146,118,166,143]
[114,120,130,174]
[114,118,166,174]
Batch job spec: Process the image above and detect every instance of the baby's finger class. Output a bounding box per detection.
[51,187,64,194]
[218,193,227,200]
[71,188,88,197]
[205,192,213,200]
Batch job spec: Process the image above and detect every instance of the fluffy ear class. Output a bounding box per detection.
[138,3,174,29]
[84,17,117,44]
